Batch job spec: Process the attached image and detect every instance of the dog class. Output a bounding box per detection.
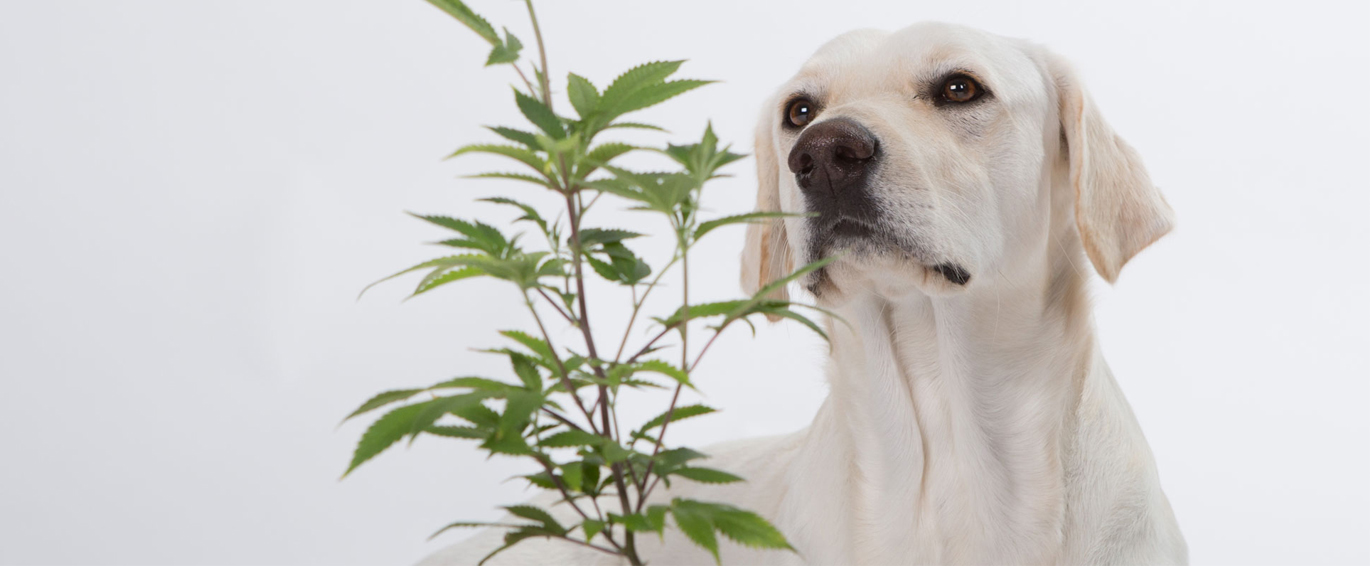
[421,21,1187,565]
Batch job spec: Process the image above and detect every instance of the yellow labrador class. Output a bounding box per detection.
[422,22,1186,565]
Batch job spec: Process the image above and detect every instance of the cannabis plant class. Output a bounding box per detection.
[342,2,830,564]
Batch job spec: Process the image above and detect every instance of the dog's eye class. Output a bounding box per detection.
[786,98,816,128]
[940,75,983,103]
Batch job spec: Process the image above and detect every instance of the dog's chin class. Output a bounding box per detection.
[803,225,973,301]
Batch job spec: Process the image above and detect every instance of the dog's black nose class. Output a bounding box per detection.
[787,118,878,196]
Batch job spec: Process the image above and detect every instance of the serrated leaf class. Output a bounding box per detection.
[609,512,654,532]
[425,425,486,439]
[448,143,548,174]
[359,254,481,299]
[485,126,539,148]
[670,501,720,564]
[537,429,606,448]
[631,359,689,386]
[429,521,517,541]
[341,389,424,423]
[479,526,562,566]
[504,505,567,534]
[342,402,429,477]
[637,404,715,433]
[577,142,639,178]
[411,266,484,297]
[671,467,745,484]
[479,197,548,232]
[485,28,522,66]
[429,376,517,392]
[560,462,583,491]
[599,61,683,114]
[646,504,669,534]
[499,330,555,364]
[408,392,497,442]
[578,228,643,247]
[498,390,543,435]
[695,211,804,240]
[514,89,564,139]
[423,0,498,43]
[566,73,599,119]
[581,518,605,541]
[603,121,667,132]
[608,79,713,117]
[465,171,549,187]
[654,447,709,469]
[704,507,793,552]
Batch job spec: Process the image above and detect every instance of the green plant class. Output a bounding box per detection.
[341,2,831,564]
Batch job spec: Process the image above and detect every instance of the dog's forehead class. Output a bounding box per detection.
[788,23,1042,100]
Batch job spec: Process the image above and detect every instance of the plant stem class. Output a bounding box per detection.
[613,255,679,362]
[524,295,597,433]
[523,0,552,106]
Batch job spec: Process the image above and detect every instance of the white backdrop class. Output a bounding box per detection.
[1,1,1367,564]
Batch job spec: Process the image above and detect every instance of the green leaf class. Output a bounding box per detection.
[566,73,600,119]
[485,126,539,148]
[429,521,518,541]
[610,79,713,117]
[341,389,424,423]
[670,467,745,484]
[637,404,715,433]
[537,429,606,448]
[654,447,709,469]
[578,228,643,247]
[514,89,565,139]
[753,255,836,303]
[702,506,793,552]
[646,504,669,534]
[509,350,539,389]
[603,121,667,132]
[498,390,543,435]
[429,376,517,392]
[669,500,720,564]
[577,142,639,178]
[342,402,428,477]
[479,197,548,232]
[423,0,498,44]
[599,61,683,115]
[609,512,654,532]
[465,171,549,188]
[408,392,497,442]
[479,526,562,566]
[448,143,548,174]
[500,330,555,364]
[695,211,803,240]
[485,28,522,66]
[631,359,689,386]
[559,462,583,491]
[411,266,484,297]
[581,519,605,541]
[669,498,793,562]
[425,425,486,439]
[504,505,567,535]
[359,254,480,299]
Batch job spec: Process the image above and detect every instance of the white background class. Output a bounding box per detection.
[1,1,1367,564]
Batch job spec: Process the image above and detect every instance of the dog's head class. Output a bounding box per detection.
[742,22,1172,304]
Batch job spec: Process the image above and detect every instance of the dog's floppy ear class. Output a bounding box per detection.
[1051,55,1174,283]
[740,115,793,316]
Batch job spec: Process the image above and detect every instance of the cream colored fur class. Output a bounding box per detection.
[421,22,1185,566]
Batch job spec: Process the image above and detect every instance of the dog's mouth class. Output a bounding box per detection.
[803,216,972,293]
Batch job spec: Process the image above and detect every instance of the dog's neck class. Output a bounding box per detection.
[784,222,1096,564]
